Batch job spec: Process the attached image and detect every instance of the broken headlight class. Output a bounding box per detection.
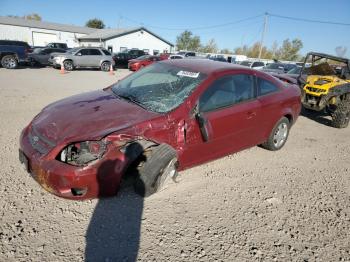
[59,141,108,166]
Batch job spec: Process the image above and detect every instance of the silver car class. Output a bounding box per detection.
[50,47,115,71]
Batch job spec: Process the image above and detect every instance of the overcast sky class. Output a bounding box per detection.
[1,0,350,57]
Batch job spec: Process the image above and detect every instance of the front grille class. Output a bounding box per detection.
[306,87,325,93]
[28,126,56,154]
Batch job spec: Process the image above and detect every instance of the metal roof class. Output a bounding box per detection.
[0,16,97,34]
[79,27,174,47]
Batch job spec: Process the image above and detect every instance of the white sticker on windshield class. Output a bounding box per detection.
[177,70,200,78]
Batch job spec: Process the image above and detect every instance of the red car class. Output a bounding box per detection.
[19,60,301,200]
[128,55,162,71]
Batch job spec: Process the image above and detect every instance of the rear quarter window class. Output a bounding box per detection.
[258,78,279,96]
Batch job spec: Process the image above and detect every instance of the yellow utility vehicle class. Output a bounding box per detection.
[298,52,350,128]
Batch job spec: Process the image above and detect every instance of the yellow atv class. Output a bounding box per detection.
[298,52,350,128]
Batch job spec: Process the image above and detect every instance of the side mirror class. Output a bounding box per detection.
[76,53,82,56]
[193,103,210,142]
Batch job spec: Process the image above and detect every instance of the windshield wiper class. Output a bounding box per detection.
[116,94,148,110]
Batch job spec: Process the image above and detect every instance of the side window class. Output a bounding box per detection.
[258,78,279,96]
[89,49,102,55]
[79,49,89,56]
[102,49,111,55]
[199,74,254,112]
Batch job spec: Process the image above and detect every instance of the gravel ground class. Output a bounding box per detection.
[0,67,349,262]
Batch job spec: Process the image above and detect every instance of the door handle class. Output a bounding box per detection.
[247,111,256,119]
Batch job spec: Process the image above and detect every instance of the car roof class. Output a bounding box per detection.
[160,59,251,75]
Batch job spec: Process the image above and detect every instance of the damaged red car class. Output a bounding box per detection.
[19,59,301,200]
[128,55,162,71]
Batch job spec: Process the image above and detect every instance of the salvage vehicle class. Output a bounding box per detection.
[298,52,350,128]
[50,47,114,71]
[128,55,162,71]
[28,47,66,66]
[19,59,301,200]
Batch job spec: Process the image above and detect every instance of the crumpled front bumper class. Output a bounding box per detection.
[19,128,128,200]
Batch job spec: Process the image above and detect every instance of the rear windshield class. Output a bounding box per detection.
[266,63,284,69]
[112,63,207,113]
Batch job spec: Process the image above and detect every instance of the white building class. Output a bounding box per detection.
[79,28,174,54]
[0,16,95,47]
[0,16,174,53]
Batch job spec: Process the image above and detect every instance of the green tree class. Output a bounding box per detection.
[276,38,303,61]
[24,13,41,21]
[7,13,42,21]
[220,48,233,54]
[199,39,218,53]
[86,18,105,29]
[176,30,201,51]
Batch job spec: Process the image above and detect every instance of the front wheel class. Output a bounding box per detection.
[100,61,111,72]
[261,117,290,151]
[332,99,350,128]
[63,60,74,71]
[133,144,177,197]
[1,55,18,69]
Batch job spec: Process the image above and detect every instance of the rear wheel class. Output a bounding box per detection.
[63,60,74,71]
[332,98,350,128]
[1,55,18,69]
[100,61,111,72]
[133,144,177,197]
[261,117,290,151]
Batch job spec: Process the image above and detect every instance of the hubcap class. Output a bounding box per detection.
[102,63,110,71]
[4,57,16,68]
[273,123,288,148]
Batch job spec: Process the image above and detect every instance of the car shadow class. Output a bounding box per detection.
[300,107,333,127]
[85,143,145,262]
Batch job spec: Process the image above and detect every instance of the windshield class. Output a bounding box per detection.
[287,66,301,74]
[266,63,284,70]
[111,63,207,113]
[67,48,80,54]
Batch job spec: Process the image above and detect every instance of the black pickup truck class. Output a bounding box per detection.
[0,40,32,69]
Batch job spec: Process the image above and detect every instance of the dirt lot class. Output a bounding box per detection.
[0,67,349,262]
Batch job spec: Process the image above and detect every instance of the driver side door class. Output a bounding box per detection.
[181,73,263,168]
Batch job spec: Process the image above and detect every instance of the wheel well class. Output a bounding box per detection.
[0,52,17,60]
[100,60,111,65]
[284,114,293,124]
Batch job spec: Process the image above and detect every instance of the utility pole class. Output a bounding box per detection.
[117,15,122,30]
[258,12,268,60]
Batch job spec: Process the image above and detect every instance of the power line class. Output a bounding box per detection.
[122,14,264,31]
[268,13,350,26]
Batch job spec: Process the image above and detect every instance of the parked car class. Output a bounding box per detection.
[19,59,301,200]
[209,55,227,62]
[177,51,196,57]
[50,47,114,71]
[113,49,146,68]
[240,60,266,70]
[263,63,297,74]
[169,54,184,59]
[28,47,66,66]
[46,42,69,49]
[0,40,32,69]
[128,55,162,71]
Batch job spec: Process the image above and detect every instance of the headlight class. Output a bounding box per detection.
[59,141,108,166]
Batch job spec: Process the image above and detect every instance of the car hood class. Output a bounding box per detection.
[31,89,159,144]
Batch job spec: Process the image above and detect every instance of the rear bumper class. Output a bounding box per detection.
[19,128,128,200]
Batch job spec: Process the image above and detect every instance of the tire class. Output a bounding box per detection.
[332,99,350,128]
[133,144,177,197]
[100,61,111,72]
[261,117,290,151]
[63,60,74,71]
[1,55,18,69]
